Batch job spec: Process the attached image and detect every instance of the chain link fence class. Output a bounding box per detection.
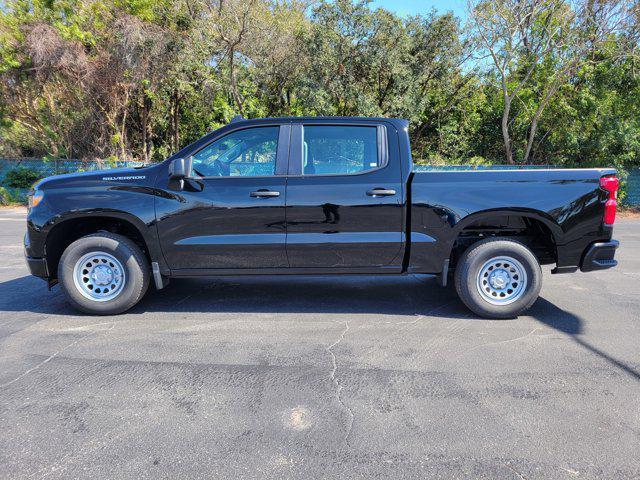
[0,158,147,181]
[2,158,639,206]
[0,158,148,205]
[626,169,640,206]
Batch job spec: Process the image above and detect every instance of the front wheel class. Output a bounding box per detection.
[454,238,542,319]
[58,232,150,315]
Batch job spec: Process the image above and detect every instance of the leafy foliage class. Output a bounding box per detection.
[0,0,638,183]
[3,167,42,188]
[0,186,28,205]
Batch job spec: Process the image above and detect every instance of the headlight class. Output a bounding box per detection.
[28,190,44,209]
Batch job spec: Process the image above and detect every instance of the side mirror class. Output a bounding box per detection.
[168,156,193,180]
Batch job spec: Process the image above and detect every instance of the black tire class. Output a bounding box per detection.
[58,232,150,315]
[454,238,542,319]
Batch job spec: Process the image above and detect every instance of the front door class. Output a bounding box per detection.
[155,125,289,271]
[285,123,404,270]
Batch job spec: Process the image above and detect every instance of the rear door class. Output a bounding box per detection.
[285,122,404,270]
[155,124,290,271]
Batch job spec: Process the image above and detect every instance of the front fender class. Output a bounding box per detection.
[26,184,167,276]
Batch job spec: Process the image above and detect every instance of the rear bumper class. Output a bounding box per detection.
[580,240,619,272]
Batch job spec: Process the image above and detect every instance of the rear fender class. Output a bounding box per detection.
[446,209,562,264]
[407,208,562,274]
[451,209,563,242]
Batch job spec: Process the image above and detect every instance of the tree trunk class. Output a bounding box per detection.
[141,94,154,163]
[173,92,180,152]
[522,115,539,165]
[229,48,244,115]
[120,112,128,161]
[523,86,557,164]
[502,96,515,164]
[141,96,149,163]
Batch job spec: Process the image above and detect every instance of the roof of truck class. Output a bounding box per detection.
[228,116,409,128]
[168,116,409,162]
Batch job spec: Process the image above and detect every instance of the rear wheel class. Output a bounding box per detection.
[454,238,542,319]
[58,232,150,315]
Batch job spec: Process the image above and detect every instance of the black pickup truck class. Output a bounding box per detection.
[25,117,619,318]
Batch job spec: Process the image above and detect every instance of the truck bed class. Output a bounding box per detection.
[407,168,616,274]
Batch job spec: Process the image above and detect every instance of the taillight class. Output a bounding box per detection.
[600,175,619,226]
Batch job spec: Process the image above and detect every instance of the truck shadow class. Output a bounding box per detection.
[0,274,469,318]
[137,275,471,319]
[0,274,638,381]
[0,275,70,315]
[528,297,640,381]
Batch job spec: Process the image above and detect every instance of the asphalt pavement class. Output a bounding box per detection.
[1,207,639,479]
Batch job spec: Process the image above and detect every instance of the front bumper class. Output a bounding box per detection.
[24,227,49,279]
[580,240,619,272]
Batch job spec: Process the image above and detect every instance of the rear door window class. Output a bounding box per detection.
[301,126,383,175]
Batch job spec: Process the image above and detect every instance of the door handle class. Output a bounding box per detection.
[366,188,396,197]
[250,190,280,198]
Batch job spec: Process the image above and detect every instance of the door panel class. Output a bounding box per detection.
[155,125,288,270]
[285,123,404,269]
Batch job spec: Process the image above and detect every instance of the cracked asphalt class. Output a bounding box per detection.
[1,207,639,479]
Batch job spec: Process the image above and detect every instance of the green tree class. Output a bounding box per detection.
[468,0,634,164]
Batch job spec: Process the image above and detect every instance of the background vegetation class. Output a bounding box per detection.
[0,0,639,177]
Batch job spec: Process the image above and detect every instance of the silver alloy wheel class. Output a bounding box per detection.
[476,256,528,306]
[73,252,126,302]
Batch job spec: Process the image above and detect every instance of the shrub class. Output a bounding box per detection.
[0,186,26,205]
[3,167,42,189]
[0,187,9,205]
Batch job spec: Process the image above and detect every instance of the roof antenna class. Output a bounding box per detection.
[230,115,245,124]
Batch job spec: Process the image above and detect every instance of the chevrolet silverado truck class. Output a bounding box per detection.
[24,117,620,318]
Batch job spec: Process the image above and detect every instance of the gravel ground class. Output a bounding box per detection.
[1,207,639,479]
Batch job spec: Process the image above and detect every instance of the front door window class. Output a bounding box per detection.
[192,127,280,178]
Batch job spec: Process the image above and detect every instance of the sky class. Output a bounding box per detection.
[369,0,467,19]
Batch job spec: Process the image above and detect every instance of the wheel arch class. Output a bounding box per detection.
[447,208,562,268]
[44,211,158,280]
[453,209,562,239]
